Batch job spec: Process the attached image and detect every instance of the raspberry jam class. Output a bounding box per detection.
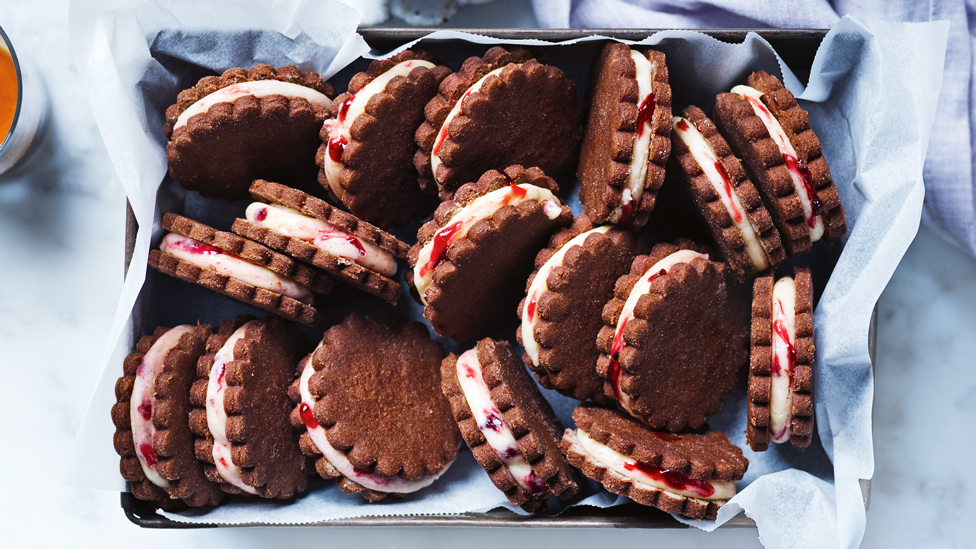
[140,443,158,468]
[636,91,657,138]
[526,298,537,321]
[175,238,222,256]
[507,183,526,199]
[253,207,268,222]
[524,470,551,500]
[419,219,463,278]
[783,154,826,227]
[609,269,665,402]
[617,197,637,227]
[482,411,503,432]
[772,299,797,378]
[328,135,347,163]
[622,460,715,498]
[299,402,318,429]
[137,400,152,421]
[337,95,354,122]
[713,160,742,223]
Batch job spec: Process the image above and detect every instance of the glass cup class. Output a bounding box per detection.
[0,25,48,178]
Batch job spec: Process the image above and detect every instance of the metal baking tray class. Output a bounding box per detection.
[121,27,872,528]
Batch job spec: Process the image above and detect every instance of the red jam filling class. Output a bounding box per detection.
[618,199,637,228]
[433,91,472,157]
[139,443,158,468]
[328,135,348,163]
[481,411,503,433]
[608,269,665,402]
[173,238,222,257]
[526,298,538,321]
[137,400,152,421]
[636,91,657,138]
[253,207,268,222]
[507,182,526,199]
[783,154,826,227]
[622,460,715,498]
[524,470,551,500]
[654,432,682,442]
[675,119,689,132]
[713,160,742,223]
[772,299,797,378]
[299,402,318,429]
[337,95,354,122]
[419,219,463,278]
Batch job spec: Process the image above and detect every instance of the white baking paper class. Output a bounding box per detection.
[65,2,948,547]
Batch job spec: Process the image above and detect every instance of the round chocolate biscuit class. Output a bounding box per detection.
[112,324,224,509]
[187,315,309,499]
[315,50,449,228]
[165,64,335,200]
[515,215,637,403]
[712,71,846,257]
[300,311,460,502]
[596,240,750,431]
[414,47,583,197]
[561,404,748,520]
[747,266,815,451]
[232,179,409,304]
[577,43,672,230]
[670,105,785,281]
[441,338,579,512]
[405,165,573,342]
[149,213,326,326]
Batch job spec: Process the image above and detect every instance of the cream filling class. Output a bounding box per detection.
[575,429,736,501]
[673,116,768,271]
[244,202,397,277]
[175,80,332,130]
[160,232,314,304]
[611,250,707,417]
[731,85,824,241]
[412,184,563,305]
[611,50,656,225]
[297,344,453,493]
[205,322,258,495]
[455,348,550,497]
[521,226,612,366]
[770,276,797,443]
[430,66,514,183]
[323,60,436,196]
[130,325,194,489]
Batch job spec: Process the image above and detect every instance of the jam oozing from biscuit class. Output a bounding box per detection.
[673,116,768,272]
[244,202,396,276]
[328,134,347,163]
[612,50,659,226]
[521,226,612,366]
[769,276,798,444]
[160,232,315,304]
[731,85,825,240]
[455,347,552,499]
[297,348,453,493]
[130,325,194,489]
[623,460,715,498]
[609,249,707,418]
[174,80,333,130]
[413,184,563,305]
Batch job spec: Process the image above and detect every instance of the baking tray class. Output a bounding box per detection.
[121,27,873,528]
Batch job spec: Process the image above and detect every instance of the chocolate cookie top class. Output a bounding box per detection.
[516,215,637,403]
[149,213,326,326]
[414,47,583,197]
[112,324,223,509]
[300,311,460,502]
[188,315,308,499]
[561,404,748,520]
[670,105,785,281]
[316,50,450,228]
[747,266,815,451]
[577,43,672,229]
[165,64,335,200]
[232,179,408,304]
[441,338,579,511]
[712,71,846,256]
[596,240,750,431]
[405,165,573,342]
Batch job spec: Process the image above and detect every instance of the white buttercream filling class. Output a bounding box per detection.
[770,276,797,443]
[521,226,612,365]
[731,85,824,241]
[673,116,768,271]
[412,184,563,305]
[575,429,736,500]
[130,325,194,489]
[175,80,332,130]
[323,60,436,196]
[244,202,397,277]
[205,322,258,495]
[611,50,656,225]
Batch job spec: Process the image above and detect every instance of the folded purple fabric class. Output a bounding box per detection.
[533,0,974,256]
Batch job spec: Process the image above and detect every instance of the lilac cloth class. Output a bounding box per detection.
[532,0,974,256]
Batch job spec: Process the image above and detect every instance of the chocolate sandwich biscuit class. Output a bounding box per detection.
[112,324,224,509]
[670,106,785,281]
[317,50,450,228]
[188,315,308,499]
[289,311,460,502]
[232,180,409,304]
[713,71,846,256]
[561,404,748,520]
[442,338,579,512]
[149,213,330,326]
[406,165,573,342]
[165,64,336,200]
[747,266,815,451]
[596,240,750,431]
[415,47,583,197]
[516,215,637,403]
[577,42,672,229]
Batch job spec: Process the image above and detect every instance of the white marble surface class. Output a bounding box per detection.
[2,1,974,547]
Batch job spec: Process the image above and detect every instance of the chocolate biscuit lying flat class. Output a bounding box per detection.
[577,42,672,229]
[166,64,335,200]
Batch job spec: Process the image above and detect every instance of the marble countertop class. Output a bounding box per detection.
[2,1,973,547]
